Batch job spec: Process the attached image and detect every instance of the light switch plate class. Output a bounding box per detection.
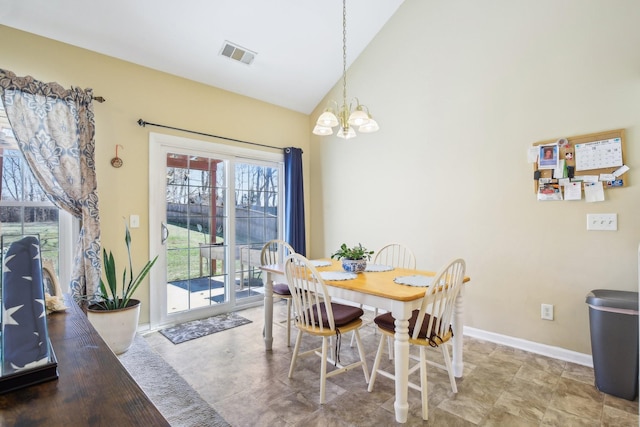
[130,214,140,229]
[586,213,617,231]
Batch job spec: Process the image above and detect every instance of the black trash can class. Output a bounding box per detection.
[585,289,639,400]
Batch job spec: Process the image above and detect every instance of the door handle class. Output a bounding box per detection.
[161,222,169,245]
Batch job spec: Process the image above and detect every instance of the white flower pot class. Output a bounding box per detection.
[341,259,367,273]
[87,299,141,354]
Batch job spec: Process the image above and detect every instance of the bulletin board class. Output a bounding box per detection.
[532,128,627,194]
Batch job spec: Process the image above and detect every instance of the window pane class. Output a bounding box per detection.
[23,207,59,260]
[1,151,23,201]
[0,205,23,234]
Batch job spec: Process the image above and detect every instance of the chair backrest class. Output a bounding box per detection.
[373,243,416,269]
[261,239,295,266]
[412,258,466,343]
[284,253,335,332]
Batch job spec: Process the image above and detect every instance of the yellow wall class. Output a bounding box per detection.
[310,0,640,354]
[0,25,311,324]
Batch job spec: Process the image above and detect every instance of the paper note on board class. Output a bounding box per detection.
[564,182,582,201]
[584,181,605,202]
[613,165,630,177]
[581,175,599,183]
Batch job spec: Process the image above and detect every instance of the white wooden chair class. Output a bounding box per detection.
[285,253,370,404]
[261,239,295,346]
[373,243,417,271]
[367,258,466,421]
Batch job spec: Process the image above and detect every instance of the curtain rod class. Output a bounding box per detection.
[137,118,281,150]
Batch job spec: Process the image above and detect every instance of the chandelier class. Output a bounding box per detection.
[312,0,379,139]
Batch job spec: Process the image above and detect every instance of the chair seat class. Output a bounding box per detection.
[308,302,364,327]
[374,310,452,345]
[273,283,291,295]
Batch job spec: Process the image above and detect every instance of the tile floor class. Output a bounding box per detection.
[144,302,639,426]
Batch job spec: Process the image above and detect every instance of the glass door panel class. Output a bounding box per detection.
[165,153,228,314]
[233,162,279,305]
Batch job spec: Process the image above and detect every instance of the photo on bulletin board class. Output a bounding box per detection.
[538,145,558,170]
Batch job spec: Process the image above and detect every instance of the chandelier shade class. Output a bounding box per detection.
[358,117,379,133]
[317,110,339,127]
[312,124,333,136]
[313,0,379,139]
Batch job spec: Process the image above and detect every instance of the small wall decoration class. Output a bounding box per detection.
[110,144,124,168]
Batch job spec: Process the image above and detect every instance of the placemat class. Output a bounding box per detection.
[365,264,394,272]
[310,259,331,267]
[320,271,357,281]
[393,275,433,287]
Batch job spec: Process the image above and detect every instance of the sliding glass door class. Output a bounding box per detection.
[149,133,283,328]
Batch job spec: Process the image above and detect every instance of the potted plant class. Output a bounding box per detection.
[331,243,374,273]
[87,225,158,354]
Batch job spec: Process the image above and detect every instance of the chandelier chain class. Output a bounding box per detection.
[312,0,379,138]
[342,0,348,109]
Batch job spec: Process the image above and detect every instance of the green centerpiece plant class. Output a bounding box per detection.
[331,243,373,273]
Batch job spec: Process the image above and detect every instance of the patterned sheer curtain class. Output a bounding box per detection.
[0,69,101,301]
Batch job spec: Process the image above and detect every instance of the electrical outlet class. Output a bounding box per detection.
[541,304,554,320]
[586,213,617,231]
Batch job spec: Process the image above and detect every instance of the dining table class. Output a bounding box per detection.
[260,259,471,424]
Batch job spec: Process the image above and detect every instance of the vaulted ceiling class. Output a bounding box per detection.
[0,0,404,114]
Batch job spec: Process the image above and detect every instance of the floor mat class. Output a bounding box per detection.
[159,312,252,344]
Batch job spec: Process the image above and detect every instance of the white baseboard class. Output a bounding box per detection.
[138,309,593,367]
[464,326,593,368]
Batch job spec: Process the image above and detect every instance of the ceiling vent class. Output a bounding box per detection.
[220,41,256,65]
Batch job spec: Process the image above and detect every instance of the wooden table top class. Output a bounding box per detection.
[0,295,169,426]
[261,259,470,302]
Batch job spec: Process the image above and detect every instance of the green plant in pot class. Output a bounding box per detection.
[87,224,158,354]
[331,243,373,273]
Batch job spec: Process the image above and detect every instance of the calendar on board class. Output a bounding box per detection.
[574,138,623,172]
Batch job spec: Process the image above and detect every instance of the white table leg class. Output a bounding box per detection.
[392,306,411,423]
[452,286,464,377]
[263,271,273,351]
